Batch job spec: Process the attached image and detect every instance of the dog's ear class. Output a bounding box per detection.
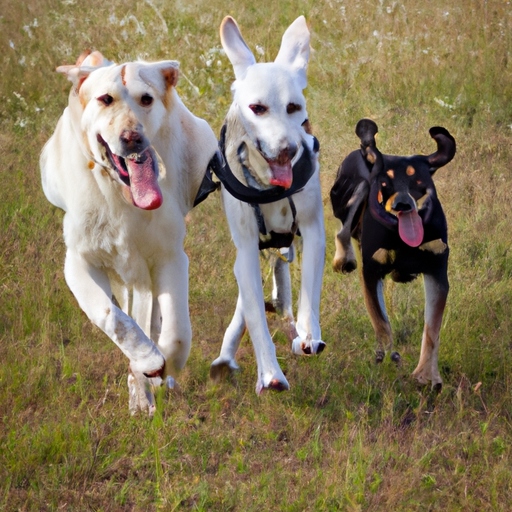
[274,16,310,89]
[57,51,113,92]
[80,50,113,68]
[56,65,96,92]
[220,16,256,80]
[426,127,456,172]
[355,118,382,173]
[138,61,180,90]
[355,118,378,149]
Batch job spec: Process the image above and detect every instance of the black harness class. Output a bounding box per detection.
[194,122,319,250]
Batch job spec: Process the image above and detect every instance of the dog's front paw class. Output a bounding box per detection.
[333,241,357,274]
[210,357,240,383]
[127,371,156,417]
[292,335,326,356]
[255,371,290,395]
[333,255,357,274]
[411,366,443,393]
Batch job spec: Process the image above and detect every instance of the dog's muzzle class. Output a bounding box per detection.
[97,134,163,210]
[369,184,426,247]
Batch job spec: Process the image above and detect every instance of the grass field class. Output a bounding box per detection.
[1,0,512,510]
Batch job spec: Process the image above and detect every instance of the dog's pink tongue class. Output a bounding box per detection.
[398,210,424,247]
[268,160,293,189]
[127,149,163,210]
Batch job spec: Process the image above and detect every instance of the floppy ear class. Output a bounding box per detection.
[138,61,180,89]
[80,50,113,68]
[56,50,113,91]
[274,16,310,89]
[355,118,382,173]
[56,65,96,91]
[355,118,378,150]
[426,127,456,172]
[220,16,256,80]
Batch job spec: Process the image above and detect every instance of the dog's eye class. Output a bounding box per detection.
[287,103,302,114]
[249,104,268,116]
[141,94,153,107]
[97,94,114,106]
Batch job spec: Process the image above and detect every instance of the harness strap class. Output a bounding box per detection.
[193,121,318,251]
[252,196,300,250]
[193,160,220,207]
[213,123,318,204]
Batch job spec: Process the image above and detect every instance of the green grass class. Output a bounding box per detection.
[2,0,512,510]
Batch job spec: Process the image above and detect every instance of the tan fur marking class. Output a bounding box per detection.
[162,67,179,89]
[366,152,376,164]
[121,65,127,86]
[302,119,313,135]
[377,190,383,203]
[406,165,415,176]
[387,169,395,179]
[372,248,395,265]
[417,190,431,209]
[75,50,92,66]
[88,161,95,170]
[385,193,397,213]
[419,239,447,254]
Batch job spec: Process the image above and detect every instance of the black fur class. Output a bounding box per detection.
[330,119,456,389]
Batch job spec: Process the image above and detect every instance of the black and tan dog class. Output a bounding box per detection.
[330,119,456,391]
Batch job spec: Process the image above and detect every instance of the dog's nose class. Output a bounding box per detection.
[392,192,416,213]
[275,144,297,164]
[120,130,145,153]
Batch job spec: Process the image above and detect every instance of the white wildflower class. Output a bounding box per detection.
[434,97,455,110]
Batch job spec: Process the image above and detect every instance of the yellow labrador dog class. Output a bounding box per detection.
[40,51,218,415]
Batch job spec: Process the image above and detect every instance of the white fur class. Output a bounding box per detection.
[40,52,218,414]
[210,17,326,393]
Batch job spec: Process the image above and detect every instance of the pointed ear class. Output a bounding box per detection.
[138,61,180,90]
[274,16,310,89]
[220,16,256,80]
[426,127,456,172]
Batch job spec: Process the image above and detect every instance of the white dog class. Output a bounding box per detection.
[40,51,218,415]
[209,17,326,393]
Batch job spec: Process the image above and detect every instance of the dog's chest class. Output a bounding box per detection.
[64,206,157,284]
[258,200,295,234]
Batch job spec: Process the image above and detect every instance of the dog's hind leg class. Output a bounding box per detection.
[210,294,244,382]
[271,249,299,342]
[411,271,448,392]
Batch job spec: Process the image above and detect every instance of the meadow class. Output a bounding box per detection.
[1,0,512,510]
